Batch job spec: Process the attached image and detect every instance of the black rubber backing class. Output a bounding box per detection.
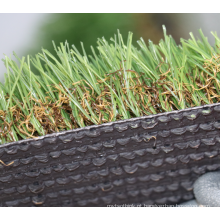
[1,103,220,206]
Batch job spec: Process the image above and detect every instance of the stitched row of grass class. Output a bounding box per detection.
[1,26,220,144]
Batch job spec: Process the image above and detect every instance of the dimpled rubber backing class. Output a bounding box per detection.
[1,103,220,206]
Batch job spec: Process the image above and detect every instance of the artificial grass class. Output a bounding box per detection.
[1,26,220,144]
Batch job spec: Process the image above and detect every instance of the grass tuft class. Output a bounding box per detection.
[1,26,220,144]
